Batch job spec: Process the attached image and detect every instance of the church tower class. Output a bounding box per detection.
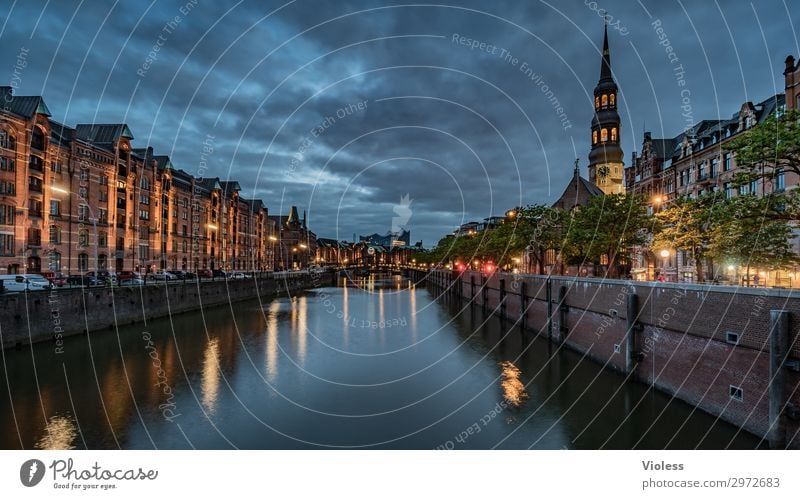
[588,24,624,194]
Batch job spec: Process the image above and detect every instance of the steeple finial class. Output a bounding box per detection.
[574,158,580,177]
[599,22,612,82]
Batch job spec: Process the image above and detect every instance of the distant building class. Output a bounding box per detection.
[268,206,316,270]
[360,229,410,247]
[551,159,603,212]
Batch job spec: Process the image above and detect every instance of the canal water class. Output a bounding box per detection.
[0,275,763,449]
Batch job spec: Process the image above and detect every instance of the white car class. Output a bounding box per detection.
[0,274,53,293]
[227,272,246,280]
[150,270,176,281]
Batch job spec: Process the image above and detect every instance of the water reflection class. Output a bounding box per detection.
[266,301,280,383]
[201,338,220,414]
[499,361,528,408]
[35,414,78,450]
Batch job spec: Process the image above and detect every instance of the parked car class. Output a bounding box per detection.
[86,271,118,286]
[197,269,213,278]
[66,274,98,286]
[118,271,142,284]
[39,271,67,287]
[120,277,145,286]
[212,269,227,279]
[0,274,53,292]
[172,271,198,280]
[227,272,246,280]
[150,270,177,281]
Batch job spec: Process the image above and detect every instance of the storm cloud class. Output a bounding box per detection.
[1,0,797,245]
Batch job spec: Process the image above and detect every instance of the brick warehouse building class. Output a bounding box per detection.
[0,86,280,276]
[625,55,800,285]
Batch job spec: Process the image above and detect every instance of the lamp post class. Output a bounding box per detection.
[660,249,670,282]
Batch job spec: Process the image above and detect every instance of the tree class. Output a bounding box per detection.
[514,204,565,274]
[708,194,798,280]
[566,194,651,278]
[726,108,800,195]
[651,194,723,282]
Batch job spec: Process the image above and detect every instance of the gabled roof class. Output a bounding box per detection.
[196,177,222,191]
[75,123,134,144]
[219,180,240,196]
[0,87,51,118]
[552,165,603,211]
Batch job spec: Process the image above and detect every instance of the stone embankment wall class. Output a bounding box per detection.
[420,269,800,448]
[1,272,333,350]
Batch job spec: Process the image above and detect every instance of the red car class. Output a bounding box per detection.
[197,269,213,278]
[39,271,67,287]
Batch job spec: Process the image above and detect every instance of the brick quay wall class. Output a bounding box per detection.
[418,269,800,449]
[1,272,334,350]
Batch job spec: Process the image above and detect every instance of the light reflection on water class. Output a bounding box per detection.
[0,274,765,450]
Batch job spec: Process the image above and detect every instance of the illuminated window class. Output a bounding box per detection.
[594,96,599,109]
[611,127,617,141]
[601,94,608,107]
[609,93,615,106]
[601,128,608,142]
[592,131,598,144]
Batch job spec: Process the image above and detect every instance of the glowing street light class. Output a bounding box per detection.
[660,249,670,258]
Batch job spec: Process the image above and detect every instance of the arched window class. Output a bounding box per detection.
[49,225,61,244]
[611,127,617,142]
[601,128,608,142]
[601,94,608,107]
[609,93,615,106]
[78,253,89,272]
[31,127,45,151]
[592,131,598,144]
[594,96,599,109]
[98,254,107,270]
[78,229,89,247]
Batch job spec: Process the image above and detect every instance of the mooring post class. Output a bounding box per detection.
[557,285,567,344]
[546,278,553,340]
[769,309,789,449]
[499,278,506,320]
[482,275,488,313]
[520,281,528,331]
[625,291,640,374]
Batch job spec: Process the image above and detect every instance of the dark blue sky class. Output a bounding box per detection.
[1,0,797,245]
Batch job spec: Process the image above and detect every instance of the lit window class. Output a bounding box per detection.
[609,93,615,106]
[601,128,608,142]
[594,96,599,109]
[592,131,598,144]
[611,127,617,141]
[601,94,608,107]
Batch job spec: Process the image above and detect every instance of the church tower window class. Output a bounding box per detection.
[601,94,608,107]
[601,128,608,142]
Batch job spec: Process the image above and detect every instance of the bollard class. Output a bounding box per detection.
[520,281,527,331]
[557,285,568,344]
[546,278,553,340]
[769,310,789,449]
[625,292,640,374]
[499,279,506,320]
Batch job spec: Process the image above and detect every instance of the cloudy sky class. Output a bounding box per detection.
[1,0,797,245]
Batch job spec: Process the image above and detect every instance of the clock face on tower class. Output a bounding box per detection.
[598,165,610,178]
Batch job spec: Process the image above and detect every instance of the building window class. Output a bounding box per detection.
[49,199,60,216]
[79,168,89,181]
[601,128,608,142]
[138,244,149,261]
[749,179,758,195]
[723,153,732,171]
[28,227,41,246]
[601,94,608,107]
[592,131,598,144]
[78,229,89,247]
[98,254,107,270]
[31,127,45,151]
[610,127,617,142]
[0,233,14,256]
[0,130,16,150]
[50,162,62,173]
[78,204,89,222]
[98,231,107,247]
[724,182,734,199]
[140,176,150,190]
[78,253,88,272]
[49,225,61,244]
[609,93,615,106]
[594,96,599,109]
[739,184,749,196]
[0,204,15,225]
[139,209,150,220]
[48,251,61,271]
[710,158,718,177]
[0,157,14,171]
[140,194,150,205]
[28,199,42,217]
[775,168,785,192]
[99,175,108,186]
[0,181,15,195]
[99,208,108,224]
[182,240,188,253]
